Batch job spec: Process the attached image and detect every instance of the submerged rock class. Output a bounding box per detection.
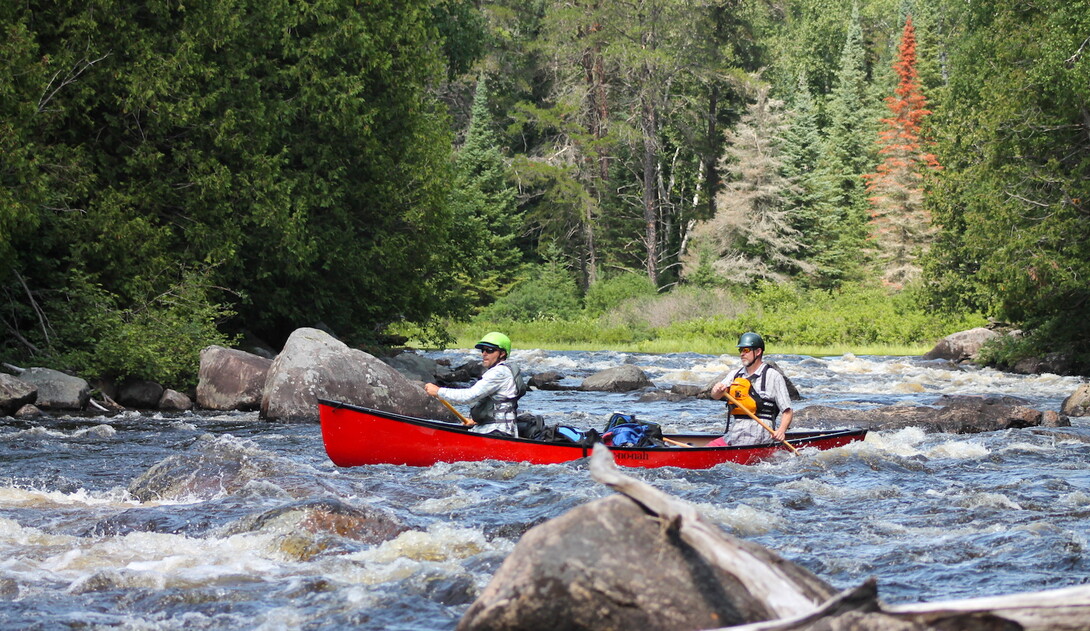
[795,395,1069,433]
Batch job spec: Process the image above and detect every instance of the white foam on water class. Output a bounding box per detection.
[0,516,76,551]
[924,439,991,460]
[862,426,930,457]
[1059,490,1090,507]
[0,426,68,440]
[413,489,485,513]
[11,529,287,592]
[331,523,507,586]
[697,501,787,536]
[0,485,136,508]
[957,492,1023,511]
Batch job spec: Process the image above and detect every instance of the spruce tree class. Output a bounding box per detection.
[864,16,941,287]
[696,84,810,283]
[449,75,525,311]
[778,73,842,287]
[820,5,873,280]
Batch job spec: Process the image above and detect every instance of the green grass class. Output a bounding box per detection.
[395,281,984,358]
[447,331,931,357]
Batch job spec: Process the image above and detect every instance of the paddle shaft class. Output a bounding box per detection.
[439,397,474,426]
[722,391,801,456]
[663,437,690,448]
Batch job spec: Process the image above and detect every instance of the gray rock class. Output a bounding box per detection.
[17,367,90,410]
[117,378,164,409]
[129,434,308,502]
[158,389,193,411]
[1061,384,1090,417]
[383,351,449,383]
[458,494,831,631]
[0,373,36,416]
[260,327,454,423]
[795,396,1070,433]
[528,370,566,390]
[922,327,999,362]
[460,446,837,631]
[14,404,41,418]
[196,345,271,411]
[579,364,654,392]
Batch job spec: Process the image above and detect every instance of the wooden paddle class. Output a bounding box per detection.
[438,397,474,426]
[663,437,692,448]
[722,391,801,456]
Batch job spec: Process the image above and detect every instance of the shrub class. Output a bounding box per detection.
[478,270,581,321]
[48,267,237,388]
[583,273,657,316]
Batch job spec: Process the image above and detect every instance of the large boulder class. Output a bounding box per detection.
[261,327,454,423]
[383,351,451,383]
[1062,384,1090,417]
[196,346,272,411]
[579,364,654,392]
[0,373,36,416]
[922,327,999,363]
[16,367,90,410]
[459,446,837,631]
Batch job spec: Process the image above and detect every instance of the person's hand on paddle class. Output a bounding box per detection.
[710,382,727,399]
[425,383,477,426]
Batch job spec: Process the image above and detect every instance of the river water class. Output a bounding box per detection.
[2,350,1088,630]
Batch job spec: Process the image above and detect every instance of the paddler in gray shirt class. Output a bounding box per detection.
[709,331,794,446]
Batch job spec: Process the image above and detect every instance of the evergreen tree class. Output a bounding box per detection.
[694,84,810,283]
[864,16,941,287]
[778,73,843,287]
[924,0,1090,368]
[820,5,874,280]
[1,0,457,380]
[449,76,525,311]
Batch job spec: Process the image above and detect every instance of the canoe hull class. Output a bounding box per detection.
[318,399,867,469]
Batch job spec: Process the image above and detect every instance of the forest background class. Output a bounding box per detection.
[2,0,1088,388]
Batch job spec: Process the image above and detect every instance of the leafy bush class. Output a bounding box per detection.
[477,264,581,321]
[583,273,657,316]
[48,268,237,388]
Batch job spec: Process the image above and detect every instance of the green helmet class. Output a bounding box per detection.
[475,331,511,355]
[737,331,765,350]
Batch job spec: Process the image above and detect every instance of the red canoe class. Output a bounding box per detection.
[318,399,867,469]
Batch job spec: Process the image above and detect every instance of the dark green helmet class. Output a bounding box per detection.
[737,332,765,350]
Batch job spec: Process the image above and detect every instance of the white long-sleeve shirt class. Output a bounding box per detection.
[438,363,519,435]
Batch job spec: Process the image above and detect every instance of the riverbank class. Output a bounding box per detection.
[445,333,930,357]
[415,282,986,358]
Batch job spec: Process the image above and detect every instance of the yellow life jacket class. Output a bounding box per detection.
[727,376,759,416]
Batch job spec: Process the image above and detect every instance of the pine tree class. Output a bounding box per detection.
[449,75,525,310]
[694,84,811,283]
[778,73,842,287]
[863,16,941,287]
[820,5,873,280]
